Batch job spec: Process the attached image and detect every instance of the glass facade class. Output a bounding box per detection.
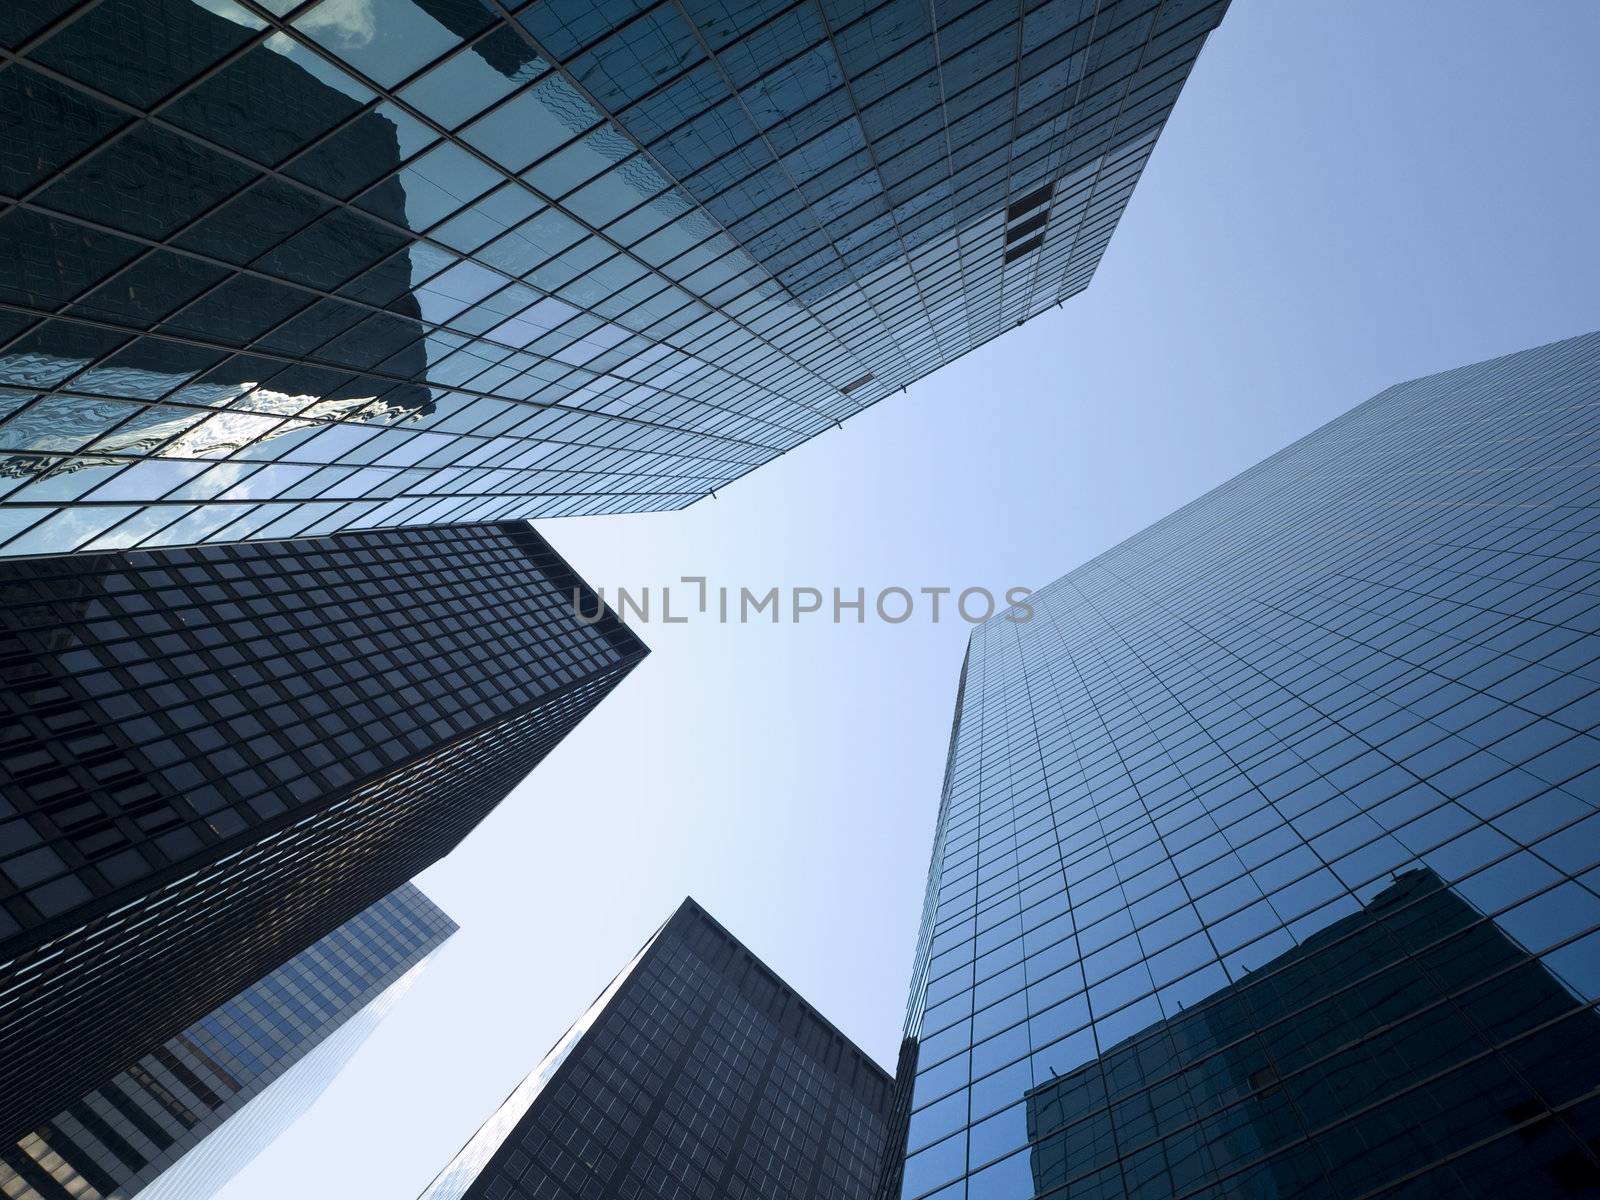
[137,957,430,1200]
[891,330,1600,1200]
[419,898,893,1200]
[0,520,646,1146]
[135,955,430,1200]
[2,882,455,1200]
[0,0,1228,556]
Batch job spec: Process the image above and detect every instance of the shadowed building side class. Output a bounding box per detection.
[0,521,646,1146]
[418,898,893,1200]
[1,883,455,1200]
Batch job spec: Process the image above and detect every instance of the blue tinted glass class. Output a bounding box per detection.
[893,329,1600,1200]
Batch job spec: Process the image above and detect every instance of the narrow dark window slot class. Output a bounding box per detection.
[1007,211,1048,242]
[1006,181,1055,221]
[1004,234,1044,262]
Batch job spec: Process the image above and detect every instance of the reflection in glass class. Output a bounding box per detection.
[1024,869,1600,1198]
[889,330,1600,1200]
[0,885,454,1200]
[2,0,1229,553]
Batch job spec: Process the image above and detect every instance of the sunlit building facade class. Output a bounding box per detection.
[1,883,454,1200]
[891,331,1600,1199]
[0,0,1228,556]
[419,898,892,1200]
[0,521,645,1145]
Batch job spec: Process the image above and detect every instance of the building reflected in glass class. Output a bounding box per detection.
[419,898,892,1200]
[0,0,1229,555]
[1023,868,1600,1199]
[890,331,1600,1200]
[1,883,454,1200]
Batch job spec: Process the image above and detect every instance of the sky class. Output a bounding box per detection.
[216,2,1600,1196]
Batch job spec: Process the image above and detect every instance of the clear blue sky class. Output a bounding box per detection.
[218,3,1600,1196]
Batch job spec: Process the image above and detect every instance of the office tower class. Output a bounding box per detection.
[419,898,892,1200]
[0,0,1229,556]
[1,883,455,1200]
[0,520,646,1145]
[133,966,420,1200]
[892,331,1600,1200]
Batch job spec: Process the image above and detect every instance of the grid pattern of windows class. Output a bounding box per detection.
[134,957,433,1200]
[0,520,646,1146]
[0,522,636,938]
[1,883,454,1200]
[892,330,1600,1199]
[420,899,892,1200]
[0,0,1227,556]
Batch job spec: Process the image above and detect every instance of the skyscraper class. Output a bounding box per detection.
[0,0,1229,555]
[0,520,646,1145]
[891,331,1600,1199]
[2,882,455,1200]
[418,898,893,1200]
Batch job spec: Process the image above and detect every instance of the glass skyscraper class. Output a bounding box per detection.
[133,954,426,1200]
[0,520,645,1145]
[2,882,455,1200]
[892,331,1600,1199]
[0,0,1228,556]
[418,898,893,1200]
